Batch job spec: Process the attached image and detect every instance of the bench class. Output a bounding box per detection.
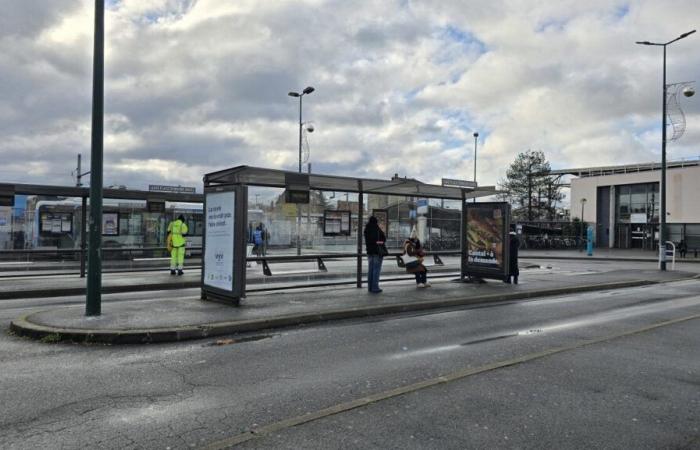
[396,253,445,268]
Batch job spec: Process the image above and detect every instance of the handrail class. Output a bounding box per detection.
[665,241,676,270]
[246,250,461,263]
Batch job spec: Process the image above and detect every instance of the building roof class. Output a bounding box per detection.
[204,165,500,200]
[549,158,700,177]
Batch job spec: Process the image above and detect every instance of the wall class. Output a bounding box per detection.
[570,165,700,224]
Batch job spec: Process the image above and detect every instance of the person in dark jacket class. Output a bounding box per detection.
[678,239,687,258]
[363,216,386,293]
[506,231,519,284]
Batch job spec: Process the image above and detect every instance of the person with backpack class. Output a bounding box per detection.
[253,223,266,258]
[167,214,189,275]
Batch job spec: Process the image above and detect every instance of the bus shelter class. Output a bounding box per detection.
[201,166,512,305]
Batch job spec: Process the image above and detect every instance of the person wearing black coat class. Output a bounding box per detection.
[506,231,519,284]
[363,216,386,293]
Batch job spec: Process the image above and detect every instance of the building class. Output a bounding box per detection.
[552,158,700,250]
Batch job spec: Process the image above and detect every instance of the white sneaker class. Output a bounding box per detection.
[424,281,432,287]
[417,283,426,288]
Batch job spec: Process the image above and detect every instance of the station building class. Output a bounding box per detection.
[552,158,700,250]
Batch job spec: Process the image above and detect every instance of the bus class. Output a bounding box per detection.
[28,198,204,252]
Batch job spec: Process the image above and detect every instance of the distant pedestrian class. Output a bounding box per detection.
[678,239,687,258]
[506,230,519,284]
[167,214,189,276]
[403,228,430,288]
[253,223,266,258]
[364,216,387,293]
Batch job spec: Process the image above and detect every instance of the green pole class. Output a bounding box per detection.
[86,0,104,316]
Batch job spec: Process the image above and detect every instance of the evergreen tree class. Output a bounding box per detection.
[498,150,563,221]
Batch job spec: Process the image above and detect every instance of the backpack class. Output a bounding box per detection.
[253,229,263,245]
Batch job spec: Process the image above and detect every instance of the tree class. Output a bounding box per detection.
[498,150,563,221]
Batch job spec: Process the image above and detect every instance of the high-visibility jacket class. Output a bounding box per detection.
[167,219,188,248]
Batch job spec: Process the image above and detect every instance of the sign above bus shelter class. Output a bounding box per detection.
[149,184,196,194]
[441,178,477,189]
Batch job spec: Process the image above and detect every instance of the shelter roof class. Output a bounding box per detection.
[548,158,700,177]
[204,166,500,200]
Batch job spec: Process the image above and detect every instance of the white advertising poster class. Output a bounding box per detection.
[204,191,236,292]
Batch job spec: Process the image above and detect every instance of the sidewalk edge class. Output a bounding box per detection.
[10,278,677,345]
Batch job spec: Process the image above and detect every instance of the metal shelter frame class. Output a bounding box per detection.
[203,166,501,298]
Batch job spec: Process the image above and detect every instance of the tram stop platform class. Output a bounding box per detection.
[10,265,698,345]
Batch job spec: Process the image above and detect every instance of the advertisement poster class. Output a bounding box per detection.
[0,211,10,233]
[102,213,119,236]
[204,191,235,291]
[466,204,507,273]
[372,209,389,234]
[324,210,351,236]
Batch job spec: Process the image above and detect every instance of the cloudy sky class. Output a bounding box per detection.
[1,0,698,201]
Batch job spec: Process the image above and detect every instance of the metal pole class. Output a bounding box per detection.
[86,0,104,316]
[460,189,466,281]
[296,95,303,256]
[356,181,363,288]
[472,132,478,203]
[80,196,87,278]
[659,45,667,271]
[76,154,82,187]
[580,201,585,251]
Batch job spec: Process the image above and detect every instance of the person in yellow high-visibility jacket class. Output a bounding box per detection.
[168,215,189,275]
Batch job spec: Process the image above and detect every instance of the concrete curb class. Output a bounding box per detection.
[0,266,468,301]
[521,255,700,264]
[10,279,662,345]
[0,280,201,300]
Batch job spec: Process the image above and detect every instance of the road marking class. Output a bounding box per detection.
[200,312,700,450]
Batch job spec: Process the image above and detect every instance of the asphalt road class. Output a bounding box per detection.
[0,270,699,449]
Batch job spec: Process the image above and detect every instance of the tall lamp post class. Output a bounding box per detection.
[288,86,315,173]
[472,132,478,203]
[636,29,696,271]
[580,198,587,251]
[288,86,315,255]
[86,0,104,316]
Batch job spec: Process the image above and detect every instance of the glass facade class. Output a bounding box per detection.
[615,182,659,224]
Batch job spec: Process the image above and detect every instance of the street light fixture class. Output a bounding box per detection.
[472,132,479,203]
[288,86,315,174]
[288,86,315,256]
[636,29,696,271]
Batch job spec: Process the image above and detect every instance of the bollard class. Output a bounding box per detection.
[586,226,594,256]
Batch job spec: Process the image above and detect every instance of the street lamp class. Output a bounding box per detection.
[86,0,105,316]
[580,198,587,251]
[288,86,315,173]
[288,86,315,256]
[472,132,478,203]
[636,30,696,270]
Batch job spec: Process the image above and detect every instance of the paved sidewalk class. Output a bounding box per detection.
[520,248,700,261]
[0,259,468,300]
[10,266,697,344]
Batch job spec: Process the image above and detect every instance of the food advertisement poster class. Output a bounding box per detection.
[465,203,509,276]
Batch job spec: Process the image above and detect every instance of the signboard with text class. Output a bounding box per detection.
[201,185,247,305]
[324,210,351,236]
[149,185,196,194]
[203,191,236,292]
[463,202,510,280]
[442,178,477,189]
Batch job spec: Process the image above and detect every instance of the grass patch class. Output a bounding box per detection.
[40,333,62,344]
